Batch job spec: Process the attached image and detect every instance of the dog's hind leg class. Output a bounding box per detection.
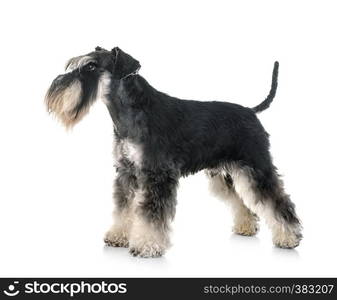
[104,158,138,248]
[128,168,179,258]
[229,164,302,249]
[207,169,259,236]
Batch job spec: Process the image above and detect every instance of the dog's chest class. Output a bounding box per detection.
[115,139,143,167]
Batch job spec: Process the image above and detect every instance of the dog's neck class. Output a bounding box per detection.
[105,75,150,140]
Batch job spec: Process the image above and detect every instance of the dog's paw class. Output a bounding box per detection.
[273,229,302,249]
[104,229,129,248]
[128,242,165,258]
[274,237,299,249]
[233,221,259,236]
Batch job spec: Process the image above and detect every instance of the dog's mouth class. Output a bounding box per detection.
[45,69,111,129]
[45,74,84,129]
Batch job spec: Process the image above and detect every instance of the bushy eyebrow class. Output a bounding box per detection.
[65,55,97,71]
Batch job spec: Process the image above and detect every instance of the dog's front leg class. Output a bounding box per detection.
[104,159,137,248]
[129,168,179,258]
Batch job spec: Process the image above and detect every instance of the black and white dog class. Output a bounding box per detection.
[45,46,302,257]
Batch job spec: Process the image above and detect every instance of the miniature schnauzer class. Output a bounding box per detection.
[45,46,302,258]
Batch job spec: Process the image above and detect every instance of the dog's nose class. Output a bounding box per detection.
[51,74,66,87]
[54,74,65,82]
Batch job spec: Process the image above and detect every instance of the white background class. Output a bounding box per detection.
[1,0,337,277]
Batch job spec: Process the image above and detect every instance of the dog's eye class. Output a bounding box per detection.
[86,62,97,71]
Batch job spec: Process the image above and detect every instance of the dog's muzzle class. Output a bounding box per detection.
[45,73,83,128]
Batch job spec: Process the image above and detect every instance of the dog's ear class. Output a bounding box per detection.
[95,46,107,51]
[111,47,141,79]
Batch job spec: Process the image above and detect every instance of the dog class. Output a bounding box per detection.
[45,46,302,257]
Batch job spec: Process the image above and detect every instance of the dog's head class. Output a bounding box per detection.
[45,47,140,128]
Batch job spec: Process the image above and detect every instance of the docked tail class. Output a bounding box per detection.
[252,61,279,113]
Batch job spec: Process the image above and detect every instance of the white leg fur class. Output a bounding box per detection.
[104,205,133,247]
[207,171,259,236]
[128,190,170,258]
[230,167,300,248]
[105,137,141,247]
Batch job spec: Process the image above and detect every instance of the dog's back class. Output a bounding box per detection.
[135,78,270,176]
